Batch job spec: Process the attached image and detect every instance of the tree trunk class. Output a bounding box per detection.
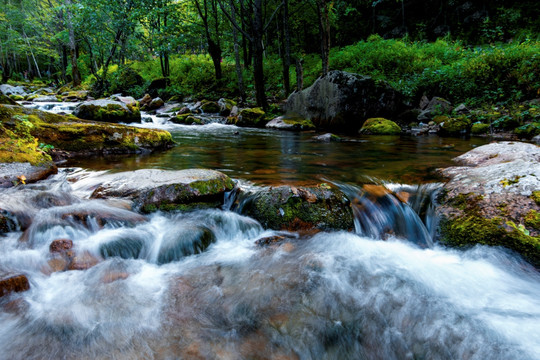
[208,39,222,80]
[296,58,303,92]
[252,0,267,109]
[317,0,330,76]
[282,0,291,96]
[65,0,81,86]
[230,0,245,102]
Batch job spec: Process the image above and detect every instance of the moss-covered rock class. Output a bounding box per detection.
[229,108,267,128]
[514,123,540,139]
[9,94,24,101]
[471,123,490,135]
[359,118,401,135]
[109,67,144,95]
[438,116,471,135]
[266,115,316,131]
[200,100,220,113]
[437,142,540,266]
[241,185,354,231]
[73,99,141,123]
[90,169,235,213]
[0,93,17,105]
[0,104,173,157]
[62,90,88,102]
[218,98,236,116]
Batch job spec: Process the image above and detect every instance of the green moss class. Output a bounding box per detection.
[9,95,24,101]
[359,118,401,135]
[532,191,540,206]
[432,115,450,124]
[440,215,540,267]
[500,176,521,188]
[440,116,471,135]
[514,123,540,139]
[282,117,316,130]
[236,108,266,127]
[525,210,540,231]
[471,123,490,134]
[200,100,220,113]
[0,94,17,105]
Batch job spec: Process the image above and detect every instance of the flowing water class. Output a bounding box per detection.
[1,103,539,359]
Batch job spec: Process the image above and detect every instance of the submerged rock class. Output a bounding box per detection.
[0,209,18,233]
[312,133,342,142]
[437,141,540,266]
[0,273,30,297]
[90,169,235,213]
[240,185,354,231]
[284,70,404,132]
[74,99,141,123]
[157,224,216,264]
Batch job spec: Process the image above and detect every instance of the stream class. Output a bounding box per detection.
[0,102,539,359]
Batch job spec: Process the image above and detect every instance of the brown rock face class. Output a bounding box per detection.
[68,251,101,271]
[49,239,74,253]
[0,273,30,297]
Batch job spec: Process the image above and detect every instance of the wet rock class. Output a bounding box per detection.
[241,185,354,231]
[255,235,286,247]
[0,209,18,233]
[533,135,540,145]
[46,254,70,273]
[437,141,540,266]
[284,70,405,132]
[111,95,137,107]
[33,95,59,102]
[0,84,26,96]
[73,99,141,123]
[177,106,191,115]
[157,225,216,264]
[200,100,220,113]
[312,133,341,142]
[471,123,490,135]
[68,251,101,271]
[228,108,267,128]
[438,116,471,135]
[90,169,235,213]
[359,118,401,135]
[218,98,236,116]
[99,234,145,260]
[146,97,164,110]
[49,239,73,253]
[0,273,30,297]
[0,162,57,188]
[139,94,152,108]
[266,115,315,131]
[0,93,18,105]
[62,90,88,102]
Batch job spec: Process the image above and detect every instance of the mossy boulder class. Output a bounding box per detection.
[359,118,401,135]
[438,116,471,135]
[0,93,17,105]
[218,98,236,116]
[170,114,202,125]
[437,142,540,266]
[0,104,173,158]
[74,99,141,123]
[9,94,24,101]
[90,169,235,213]
[200,100,220,113]
[471,123,490,135]
[266,115,316,131]
[514,123,540,139]
[240,185,354,231]
[228,108,267,128]
[62,90,88,102]
[147,78,170,98]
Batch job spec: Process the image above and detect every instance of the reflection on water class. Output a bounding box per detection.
[66,123,489,185]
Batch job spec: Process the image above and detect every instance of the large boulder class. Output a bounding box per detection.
[0,162,57,188]
[359,118,401,135]
[0,93,17,105]
[147,78,170,98]
[90,169,236,213]
[0,84,26,97]
[227,108,267,127]
[437,142,540,266]
[73,99,141,123]
[284,70,405,132]
[240,185,354,231]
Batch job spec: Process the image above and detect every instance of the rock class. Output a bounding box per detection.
[438,116,471,135]
[312,133,341,142]
[359,118,401,135]
[0,162,57,188]
[177,106,191,115]
[157,224,216,264]
[73,99,141,123]
[90,169,236,213]
[417,97,452,121]
[266,115,315,131]
[419,95,430,110]
[255,235,286,247]
[147,78,170,98]
[0,105,173,157]
[0,209,18,233]
[284,70,405,132]
[68,251,101,271]
[145,97,164,110]
[0,84,26,96]
[49,239,73,253]
[454,103,470,115]
[100,234,145,260]
[437,142,540,266]
[533,135,540,145]
[229,105,239,117]
[0,93,18,105]
[471,123,490,135]
[139,94,152,107]
[62,90,88,102]
[110,95,137,106]
[228,108,267,127]
[33,95,59,102]
[0,273,30,297]
[241,185,354,231]
[200,100,220,113]
[218,98,236,116]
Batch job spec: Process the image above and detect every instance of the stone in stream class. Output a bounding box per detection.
[99,234,146,260]
[240,185,354,231]
[0,162,58,188]
[157,224,216,264]
[90,169,236,213]
[73,99,141,123]
[266,115,315,131]
[0,93,18,105]
[0,273,30,297]
[68,251,101,271]
[437,141,540,266]
[0,209,18,233]
[312,133,342,142]
[49,238,74,253]
[359,117,401,135]
[284,70,405,132]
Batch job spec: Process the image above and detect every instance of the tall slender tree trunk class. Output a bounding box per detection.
[282,0,291,96]
[230,0,245,102]
[296,58,303,92]
[65,0,81,86]
[317,0,331,76]
[252,0,267,109]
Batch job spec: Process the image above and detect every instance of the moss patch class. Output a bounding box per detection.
[525,210,540,231]
[471,123,490,134]
[440,116,471,135]
[359,118,401,135]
